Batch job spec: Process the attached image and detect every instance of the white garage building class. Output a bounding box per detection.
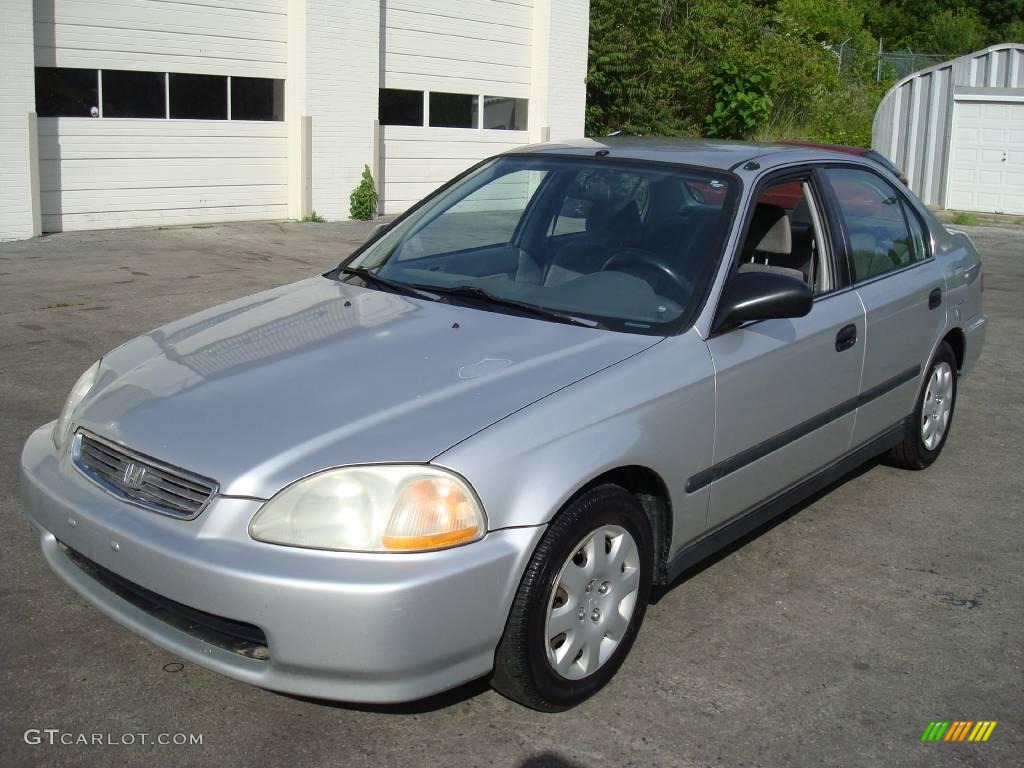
[0,0,589,240]
[872,43,1024,215]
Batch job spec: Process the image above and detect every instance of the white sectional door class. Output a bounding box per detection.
[947,98,1024,215]
[34,0,289,232]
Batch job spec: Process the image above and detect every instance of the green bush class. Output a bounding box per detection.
[349,165,378,221]
[951,211,981,226]
[705,62,774,139]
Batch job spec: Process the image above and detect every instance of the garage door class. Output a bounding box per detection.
[947,99,1024,215]
[34,0,288,232]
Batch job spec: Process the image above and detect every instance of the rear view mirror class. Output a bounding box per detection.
[711,270,813,334]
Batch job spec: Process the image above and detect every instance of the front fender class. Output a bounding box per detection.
[432,331,717,557]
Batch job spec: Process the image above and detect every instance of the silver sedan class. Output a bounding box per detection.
[21,139,986,711]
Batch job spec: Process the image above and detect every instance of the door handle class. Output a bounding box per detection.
[929,287,942,310]
[835,324,857,352]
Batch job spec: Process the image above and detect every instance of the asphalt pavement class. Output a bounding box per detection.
[1,220,1020,767]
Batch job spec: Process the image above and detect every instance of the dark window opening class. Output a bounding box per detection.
[379,88,424,126]
[429,92,478,128]
[35,68,98,117]
[231,77,284,121]
[170,73,227,120]
[102,70,166,118]
[483,96,528,130]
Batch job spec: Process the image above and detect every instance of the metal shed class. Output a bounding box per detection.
[872,43,1024,215]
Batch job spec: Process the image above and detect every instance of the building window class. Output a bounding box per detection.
[232,77,284,121]
[102,70,166,118]
[483,96,528,130]
[35,68,98,117]
[170,73,227,120]
[379,89,424,126]
[429,92,478,128]
[36,68,285,122]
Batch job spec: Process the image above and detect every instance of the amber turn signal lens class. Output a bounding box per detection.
[382,478,484,552]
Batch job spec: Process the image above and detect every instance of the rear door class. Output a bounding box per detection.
[820,166,946,445]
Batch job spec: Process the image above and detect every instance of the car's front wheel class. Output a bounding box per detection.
[491,484,653,711]
[888,341,958,470]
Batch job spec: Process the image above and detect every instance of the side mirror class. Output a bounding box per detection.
[711,270,813,334]
[364,221,387,241]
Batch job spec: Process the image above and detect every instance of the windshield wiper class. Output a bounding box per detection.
[414,284,603,329]
[336,266,441,302]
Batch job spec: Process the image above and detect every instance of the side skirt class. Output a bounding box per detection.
[664,419,908,583]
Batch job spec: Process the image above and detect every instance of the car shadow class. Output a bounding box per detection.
[277,677,493,714]
[650,456,884,604]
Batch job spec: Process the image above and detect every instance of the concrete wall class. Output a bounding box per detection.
[1,0,40,240]
[303,0,379,221]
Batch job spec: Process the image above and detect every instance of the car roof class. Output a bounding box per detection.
[779,140,871,156]
[507,136,867,172]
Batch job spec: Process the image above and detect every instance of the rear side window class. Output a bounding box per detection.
[824,168,927,282]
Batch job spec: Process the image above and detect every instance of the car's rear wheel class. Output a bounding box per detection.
[887,341,958,470]
[491,484,653,711]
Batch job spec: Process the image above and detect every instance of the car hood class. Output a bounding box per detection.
[76,277,659,499]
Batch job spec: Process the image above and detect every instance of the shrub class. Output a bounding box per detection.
[951,211,981,226]
[301,211,325,223]
[349,165,378,220]
[705,62,774,139]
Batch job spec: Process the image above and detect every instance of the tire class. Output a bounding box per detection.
[887,341,958,470]
[491,484,654,711]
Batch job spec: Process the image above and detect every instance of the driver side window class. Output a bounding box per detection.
[738,176,832,295]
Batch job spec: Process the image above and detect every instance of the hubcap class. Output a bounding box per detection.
[544,525,641,680]
[921,361,954,450]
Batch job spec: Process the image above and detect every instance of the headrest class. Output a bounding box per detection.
[587,199,642,244]
[747,203,792,255]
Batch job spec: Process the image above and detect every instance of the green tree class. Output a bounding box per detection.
[919,7,990,54]
[1002,18,1024,42]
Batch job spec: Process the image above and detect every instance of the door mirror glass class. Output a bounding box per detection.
[712,270,813,333]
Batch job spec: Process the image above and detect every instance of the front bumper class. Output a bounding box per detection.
[21,424,544,703]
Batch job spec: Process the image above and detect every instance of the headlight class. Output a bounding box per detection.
[249,465,486,553]
[53,360,101,449]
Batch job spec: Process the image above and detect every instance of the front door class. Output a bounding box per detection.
[701,172,865,531]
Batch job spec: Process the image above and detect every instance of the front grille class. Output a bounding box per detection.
[60,542,269,660]
[72,430,218,519]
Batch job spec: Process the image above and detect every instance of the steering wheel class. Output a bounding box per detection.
[602,248,692,302]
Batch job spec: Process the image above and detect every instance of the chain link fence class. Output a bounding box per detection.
[833,42,953,82]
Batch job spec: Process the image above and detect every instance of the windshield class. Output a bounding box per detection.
[341,154,738,334]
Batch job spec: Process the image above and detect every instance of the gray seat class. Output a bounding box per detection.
[737,203,807,284]
[545,200,642,287]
